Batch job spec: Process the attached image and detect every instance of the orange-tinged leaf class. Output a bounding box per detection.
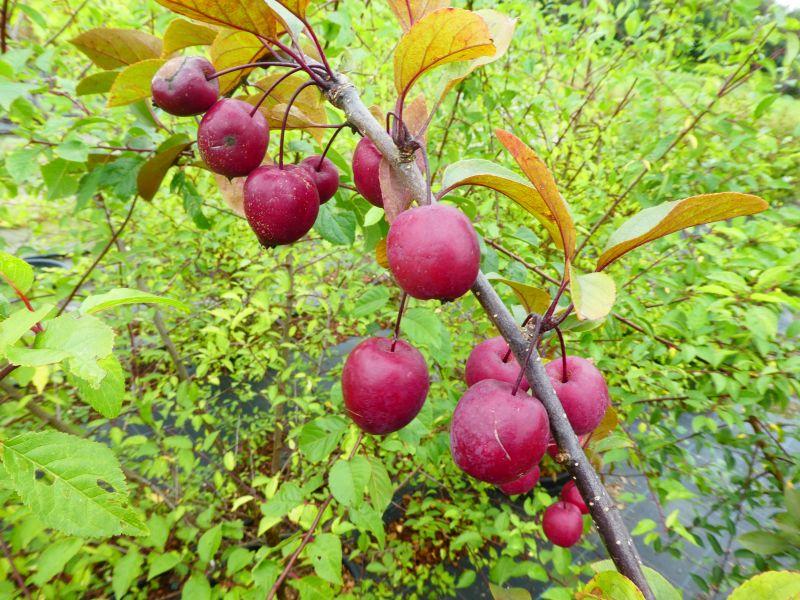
[275,0,312,19]
[71,28,162,69]
[107,59,166,107]
[162,18,218,54]
[386,0,450,32]
[576,571,644,600]
[393,8,495,96]
[137,140,192,201]
[439,158,562,249]
[495,129,576,260]
[487,276,551,314]
[154,0,278,39]
[596,192,768,271]
[211,29,266,94]
[244,72,327,140]
[375,238,389,268]
[589,407,619,444]
[403,94,428,139]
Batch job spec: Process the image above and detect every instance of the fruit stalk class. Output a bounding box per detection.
[323,73,655,599]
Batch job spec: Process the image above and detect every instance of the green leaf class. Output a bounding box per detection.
[32,313,115,384]
[182,574,212,600]
[42,158,79,200]
[108,59,166,107]
[363,205,384,227]
[589,560,681,600]
[489,583,532,600]
[5,148,41,184]
[1,431,148,538]
[728,571,800,600]
[402,306,451,364]
[76,71,119,96]
[786,487,800,522]
[56,139,90,163]
[226,547,253,575]
[0,250,35,294]
[79,287,190,315]
[197,524,223,564]
[299,416,347,463]
[328,455,371,507]
[570,269,616,321]
[579,571,645,599]
[305,533,342,585]
[68,354,126,418]
[596,192,768,270]
[440,159,562,249]
[147,551,181,580]
[738,530,791,555]
[367,456,393,512]
[350,287,390,317]
[113,549,143,599]
[0,304,53,357]
[315,204,357,245]
[488,276,551,314]
[30,537,83,586]
[260,482,304,527]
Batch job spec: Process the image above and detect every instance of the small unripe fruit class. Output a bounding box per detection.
[243,165,319,247]
[198,98,269,178]
[542,501,583,547]
[450,379,550,484]
[352,137,383,207]
[299,155,340,204]
[387,204,480,301]
[545,356,610,436]
[560,481,589,514]
[342,337,430,435]
[498,465,540,496]
[151,57,218,116]
[465,336,528,390]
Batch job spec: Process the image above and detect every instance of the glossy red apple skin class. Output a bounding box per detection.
[198,98,269,178]
[352,137,384,207]
[498,464,540,496]
[387,204,480,301]
[342,337,430,435]
[465,336,528,391]
[542,501,584,547]
[450,379,550,485]
[151,57,219,116]
[299,155,340,204]
[545,356,610,436]
[243,165,319,247]
[546,433,588,458]
[560,481,589,514]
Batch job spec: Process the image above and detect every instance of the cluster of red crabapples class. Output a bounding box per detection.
[151,54,610,549]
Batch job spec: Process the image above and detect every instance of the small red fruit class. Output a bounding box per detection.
[151,57,219,116]
[465,336,528,390]
[387,204,480,301]
[342,337,430,435]
[450,379,550,485]
[198,98,269,178]
[299,155,340,204]
[498,465,540,496]
[545,356,610,436]
[243,165,319,247]
[542,501,583,547]
[560,481,589,514]
[352,137,383,207]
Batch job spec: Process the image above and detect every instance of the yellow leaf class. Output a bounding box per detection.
[244,72,327,141]
[588,406,618,444]
[489,277,551,314]
[495,129,576,260]
[162,18,218,55]
[107,59,166,107]
[393,8,495,97]
[277,0,311,19]
[375,238,389,268]
[210,29,267,95]
[570,268,616,321]
[76,71,119,96]
[71,28,162,69]
[386,0,450,32]
[154,0,278,39]
[577,571,644,600]
[596,192,768,271]
[32,365,49,394]
[440,158,562,249]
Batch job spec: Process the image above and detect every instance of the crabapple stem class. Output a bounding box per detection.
[206,61,298,81]
[512,315,542,396]
[501,346,512,363]
[249,66,305,117]
[301,18,333,77]
[554,325,568,383]
[391,292,408,352]
[316,123,347,170]
[266,37,327,88]
[278,80,317,169]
